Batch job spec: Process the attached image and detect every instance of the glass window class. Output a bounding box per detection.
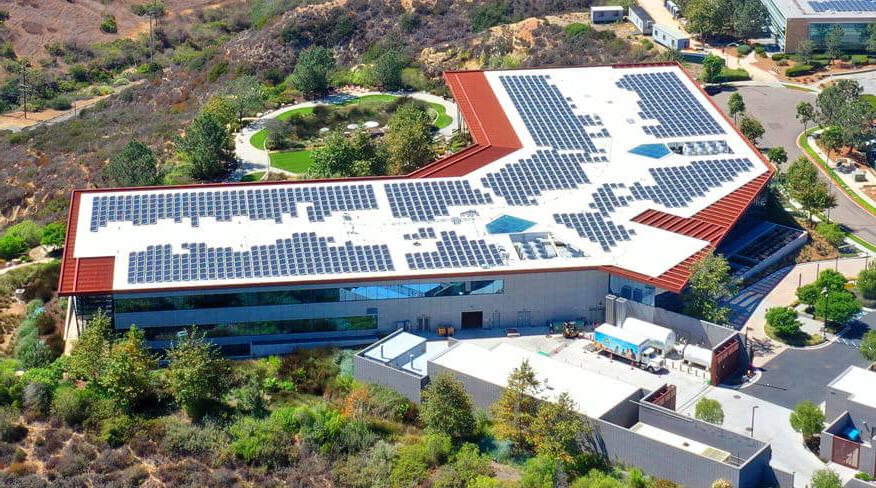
[115,279,505,314]
[137,315,378,341]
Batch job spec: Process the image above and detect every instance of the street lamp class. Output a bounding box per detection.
[750,405,759,437]
[821,286,830,340]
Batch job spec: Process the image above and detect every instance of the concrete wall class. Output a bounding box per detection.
[353,355,426,403]
[115,270,610,334]
[845,478,876,488]
[638,404,765,459]
[607,295,737,348]
[823,386,876,475]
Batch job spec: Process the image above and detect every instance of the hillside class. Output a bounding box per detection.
[1,0,235,59]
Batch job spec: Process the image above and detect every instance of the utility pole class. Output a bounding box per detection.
[17,59,30,119]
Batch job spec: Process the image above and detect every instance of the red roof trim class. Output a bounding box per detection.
[58,63,771,297]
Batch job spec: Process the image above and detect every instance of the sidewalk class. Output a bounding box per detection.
[807,132,876,212]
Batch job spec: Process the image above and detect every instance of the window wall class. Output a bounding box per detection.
[809,23,870,50]
[115,280,505,314]
[137,315,377,341]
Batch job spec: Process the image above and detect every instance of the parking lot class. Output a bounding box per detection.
[459,333,713,411]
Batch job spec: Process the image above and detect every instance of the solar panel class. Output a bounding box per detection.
[90,184,378,231]
[405,231,505,270]
[616,72,724,138]
[808,0,876,11]
[481,150,596,206]
[630,158,754,208]
[385,181,492,222]
[499,74,605,152]
[403,227,437,240]
[553,212,634,251]
[126,233,394,284]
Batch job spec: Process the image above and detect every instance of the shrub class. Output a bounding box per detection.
[420,374,476,440]
[815,221,845,248]
[771,53,785,61]
[564,23,593,39]
[755,46,766,57]
[0,406,27,443]
[694,398,724,425]
[48,97,73,111]
[785,64,816,77]
[715,68,751,83]
[851,54,869,66]
[100,415,136,447]
[810,468,842,488]
[51,386,92,427]
[6,221,42,248]
[765,307,802,337]
[0,235,25,260]
[859,330,876,361]
[22,382,52,419]
[790,401,825,440]
[736,45,753,56]
[228,416,294,466]
[160,418,230,460]
[99,15,118,34]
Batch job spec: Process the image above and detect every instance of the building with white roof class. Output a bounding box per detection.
[822,365,876,476]
[760,0,876,51]
[59,64,771,357]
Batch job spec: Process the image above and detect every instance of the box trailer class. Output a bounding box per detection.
[594,324,664,372]
[621,317,676,353]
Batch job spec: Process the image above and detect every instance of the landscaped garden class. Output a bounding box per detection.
[249,94,452,174]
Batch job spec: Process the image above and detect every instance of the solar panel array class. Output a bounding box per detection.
[385,181,492,222]
[589,183,632,216]
[126,233,394,284]
[674,140,731,156]
[808,0,876,11]
[481,150,596,206]
[405,231,505,270]
[616,72,724,138]
[499,74,603,151]
[554,212,635,251]
[403,227,437,240]
[630,158,754,208]
[90,185,378,231]
[516,240,556,260]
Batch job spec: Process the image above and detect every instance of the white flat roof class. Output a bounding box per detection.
[770,0,876,18]
[631,422,731,463]
[829,366,876,408]
[402,340,449,376]
[67,65,767,293]
[591,5,624,10]
[430,342,641,418]
[362,331,425,362]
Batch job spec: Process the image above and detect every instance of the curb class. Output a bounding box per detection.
[798,130,876,220]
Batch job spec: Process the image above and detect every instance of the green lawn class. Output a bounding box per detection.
[862,94,876,109]
[249,106,316,150]
[270,150,313,173]
[427,102,453,129]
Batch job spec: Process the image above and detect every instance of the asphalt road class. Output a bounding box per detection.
[744,313,874,409]
[710,85,876,245]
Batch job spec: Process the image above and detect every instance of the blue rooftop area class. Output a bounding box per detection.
[486,215,536,234]
[629,144,671,159]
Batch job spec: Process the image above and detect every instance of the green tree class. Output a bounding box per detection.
[105,140,159,187]
[681,253,736,324]
[815,221,845,247]
[867,24,876,55]
[200,95,237,129]
[176,112,233,181]
[796,101,816,132]
[798,181,836,223]
[571,470,625,488]
[857,262,876,299]
[531,392,586,463]
[766,146,787,168]
[796,39,815,64]
[810,469,842,488]
[765,307,802,337]
[307,129,383,179]
[96,326,156,411]
[820,126,844,160]
[684,0,734,38]
[66,310,112,382]
[728,92,746,124]
[5,220,42,248]
[289,46,335,97]
[739,115,765,146]
[165,328,231,416]
[519,455,561,488]
[817,79,874,149]
[419,373,476,441]
[790,400,825,440]
[39,222,65,248]
[859,330,876,361]
[223,75,265,125]
[373,50,406,90]
[0,234,25,260]
[825,24,844,61]
[383,102,435,175]
[702,54,724,83]
[694,397,724,424]
[797,269,847,304]
[732,0,768,39]
[815,290,861,324]
[491,360,541,453]
[784,156,819,197]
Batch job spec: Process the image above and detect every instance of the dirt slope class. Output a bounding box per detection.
[2,0,233,59]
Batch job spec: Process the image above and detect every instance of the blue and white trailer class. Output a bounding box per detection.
[594,324,664,372]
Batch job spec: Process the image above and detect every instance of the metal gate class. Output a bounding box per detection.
[832,435,860,469]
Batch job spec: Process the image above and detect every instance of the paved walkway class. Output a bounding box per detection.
[232,90,458,181]
[807,131,876,211]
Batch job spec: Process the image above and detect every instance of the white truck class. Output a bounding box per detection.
[594,324,665,373]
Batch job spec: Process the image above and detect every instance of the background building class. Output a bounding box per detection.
[761,0,876,52]
[60,64,772,356]
[821,366,876,477]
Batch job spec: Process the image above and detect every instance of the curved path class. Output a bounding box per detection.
[232,90,459,180]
